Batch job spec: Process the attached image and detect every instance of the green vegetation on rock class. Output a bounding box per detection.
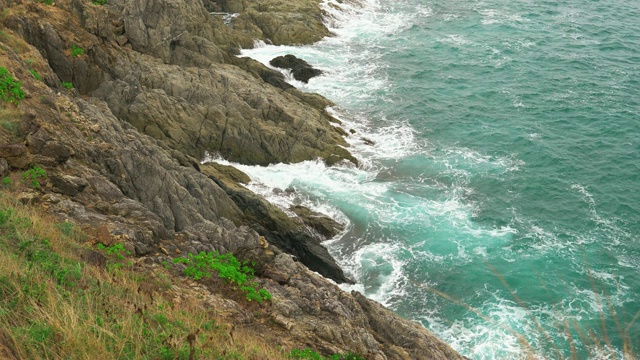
[173,251,272,303]
[0,66,25,105]
[21,166,47,189]
[28,69,41,81]
[70,44,84,57]
[289,348,365,360]
[0,193,295,359]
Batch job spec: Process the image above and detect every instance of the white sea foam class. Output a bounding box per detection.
[438,34,474,46]
[339,241,408,305]
[227,2,633,359]
[422,300,541,360]
[478,9,526,26]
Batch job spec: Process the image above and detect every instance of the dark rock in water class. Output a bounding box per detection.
[270,54,323,83]
[205,171,353,284]
[361,137,375,146]
[290,205,345,239]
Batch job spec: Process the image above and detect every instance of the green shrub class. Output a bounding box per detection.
[61,82,73,90]
[173,251,272,303]
[21,166,47,189]
[96,242,130,261]
[92,0,107,5]
[289,348,365,360]
[37,0,54,5]
[2,177,11,187]
[28,69,41,81]
[0,67,25,105]
[71,44,84,57]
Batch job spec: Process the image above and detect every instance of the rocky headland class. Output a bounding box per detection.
[0,0,465,358]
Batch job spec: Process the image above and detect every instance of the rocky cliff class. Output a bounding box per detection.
[0,0,465,358]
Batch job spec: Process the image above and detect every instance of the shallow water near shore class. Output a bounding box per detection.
[238,0,640,358]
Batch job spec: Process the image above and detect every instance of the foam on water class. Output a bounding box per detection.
[229,0,640,357]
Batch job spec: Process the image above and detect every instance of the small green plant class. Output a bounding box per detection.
[173,251,272,303]
[289,348,365,360]
[70,44,84,57]
[61,82,73,90]
[2,177,11,187]
[96,243,132,274]
[28,69,41,81]
[0,67,25,105]
[92,0,107,5]
[21,166,47,189]
[96,243,130,261]
[37,0,54,5]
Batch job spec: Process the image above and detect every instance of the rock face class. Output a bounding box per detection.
[270,54,324,83]
[216,0,331,45]
[2,0,356,281]
[290,205,345,239]
[0,0,466,357]
[232,243,467,360]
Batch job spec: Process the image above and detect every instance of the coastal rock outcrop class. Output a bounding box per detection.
[215,0,331,45]
[270,54,324,83]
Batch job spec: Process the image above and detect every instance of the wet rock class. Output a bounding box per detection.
[201,162,251,185]
[361,137,375,146]
[228,0,331,46]
[209,174,353,284]
[290,205,345,239]
[270,54,323,83]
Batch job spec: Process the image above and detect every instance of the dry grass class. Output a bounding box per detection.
[0,191,290,360]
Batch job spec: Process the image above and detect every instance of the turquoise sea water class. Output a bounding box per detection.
[238,0,640,358]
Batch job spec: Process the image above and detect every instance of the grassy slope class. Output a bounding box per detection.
[0,190,291,359]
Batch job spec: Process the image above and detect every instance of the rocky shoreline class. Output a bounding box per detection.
[0,0,465,358]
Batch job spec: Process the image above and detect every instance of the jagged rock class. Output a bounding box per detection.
[92,59,355,166]
[201,162,251,185]
[205,169,353,284]
[0,144,27,159]
[50,174,89,196]
[361,137,375,146]
[5,0,356,167]
[226,0,331,45]
[0,144,31,169]
[230,245,467,360]
[290,205,345,239]
[270,54,323,83]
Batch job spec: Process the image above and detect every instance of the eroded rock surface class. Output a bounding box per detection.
[270,54,324,83]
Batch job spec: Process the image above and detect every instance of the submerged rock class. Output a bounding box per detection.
[270,54,323,83]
